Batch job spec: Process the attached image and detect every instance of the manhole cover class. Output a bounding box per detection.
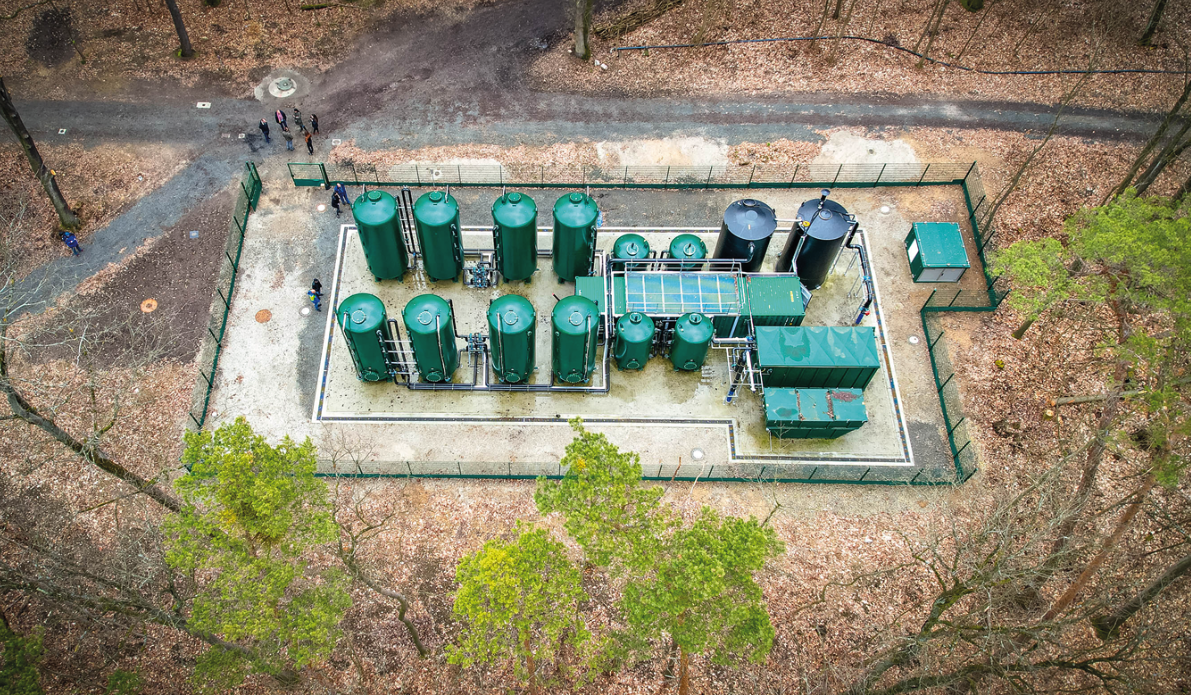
[140,298,158,313]
[879,205,892,215]
[269,77,298,98]
[691,448,706,461]
[301,307,312,316]
[909,336,920,345]
[255,309,272,323]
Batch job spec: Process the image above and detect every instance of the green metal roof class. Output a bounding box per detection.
[575,276,605,315]
[910,222,970,269]
[743,275,804,321]
[764,388,867,426]
[755,326,879,370]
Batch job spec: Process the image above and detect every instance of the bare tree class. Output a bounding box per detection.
[574,0,593,61]
[164,0,196,59]
[0,78,80,231]
[1138,0,1169,46]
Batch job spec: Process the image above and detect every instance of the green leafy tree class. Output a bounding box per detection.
[0,612,43,695]
[105,670,142,695]
[449,526,588,695]
[535,419,667,568]
[622,507,784,695]
[164,417,351,689]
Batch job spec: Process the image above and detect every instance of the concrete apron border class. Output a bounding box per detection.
[311,223,915,471]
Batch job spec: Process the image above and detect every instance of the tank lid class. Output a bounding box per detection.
[367,191,382,202]
[688,314,703,324]
[568,192,584,203]
[351,309,367,324]
[569,311,584,326]
[507,192,522,203]
[418,310,433,325]
[429,191,444,203]
[625,242,640,256]
[503,310,520,326]
[723,199,777,240]
[680,242,697,257]
[629,313,642,324]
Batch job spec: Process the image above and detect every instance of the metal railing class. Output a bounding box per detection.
[289,161,978,189]
[187,162,261,431]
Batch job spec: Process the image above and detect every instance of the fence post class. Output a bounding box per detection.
[832,163,842,186]
[664,166,670,187]
[241,181,254,211]
[415,167,421,186]
[458,164,462,184]
[938,372,954,393]
[217,288,230,309]
[623,167,629,186]
[790,165,799,185]
[911,469,922,483]
[874,163,886,187]
[320,163,330,190]
[917,163,931,185]
[930,329,945,350]
[706,166,714,187]
[948,290,962,307]
[948,417,966,435]
[747,165,755,186]
[963,160,977,183]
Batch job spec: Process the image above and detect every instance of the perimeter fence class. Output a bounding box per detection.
[187,162,261,432]
[276,160,1008,485]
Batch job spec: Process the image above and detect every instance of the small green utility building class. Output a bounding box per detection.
[755,326,881,389]
[763,387,868,439]
[904,222,970,283]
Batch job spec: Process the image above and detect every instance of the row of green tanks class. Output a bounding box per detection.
[612,311,715,372]
[336,290,601,386]
[351,189,601,284]
[609,232,709,271]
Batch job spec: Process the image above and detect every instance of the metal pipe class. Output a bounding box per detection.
[846,227,876,325]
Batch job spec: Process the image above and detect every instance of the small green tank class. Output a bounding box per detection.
[351,190,408,281]
[551,296,599,384]
[413,191,463,282]
[492,192,538,282]
[402,294,458,383]
[552,192,599,282]
[614,312,654,371]
[668,234,708,271]
[669,312,714,371]
[612,233,651,271]
[337,293,393,382]
[488,295,536,383]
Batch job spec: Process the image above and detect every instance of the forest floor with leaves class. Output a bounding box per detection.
[530,0,1189,111]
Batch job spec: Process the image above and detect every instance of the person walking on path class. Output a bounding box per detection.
[310,114,319,134]
[305,131,314,155]
[60,231,82,256]
[293,107,305,133]
[282,125,294,151]
[258,119,271,143]
[307,282,323,312]
[275,108,287,127]
[331,191,342,217]
[333,182,349,204]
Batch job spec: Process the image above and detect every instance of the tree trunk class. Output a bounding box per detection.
[1173,168,1191,204]
[831,0,845,19]
[1138,0,1169,46]
[525,635,538,695]
[1011,316,1035,340]
[917,0,950,66]
[811,0,833,48]
[338,552,428,657]
[574,0,592,60]
[1091,549,1191,639]
[678,647,690,695]
[1131,122,1191,196]
[955,5,991,61]
[0,78,81,231]
[1107,77,1191,200]
[164,0,196,58]
[659,636,678,690]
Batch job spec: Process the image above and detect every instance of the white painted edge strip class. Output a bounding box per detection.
[312,224,350,422]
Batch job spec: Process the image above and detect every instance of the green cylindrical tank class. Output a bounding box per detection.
[551,296,599,384]
[669,312,714,371]
[612,233,651,271]
[488,295,536,383]
[492,192,538,282]
[668,234,708,271]
[413,191,463,282]
[402,294,459,383]
[614,312,654,371]
[552,192,599,282]
[352,190,408,281]
[337,293,393,382]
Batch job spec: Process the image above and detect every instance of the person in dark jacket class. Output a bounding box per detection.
[293,107,305,133]
[258,119,271,143]
[333,182,349,204]
[312,278,322,295]
[61,231,82,255]
[331,192,342,217]
[281,125,294,151]
[305,130,314,155]
[310,114,319,134]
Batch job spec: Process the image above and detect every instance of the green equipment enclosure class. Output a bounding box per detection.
[670,312,714,371]
[352,190,409,281]
[763,388,868,439]
[612,233,651,271]
[492,192,538,282]
[574,275,606,316]
[551,296,599,383]
[614,312,654,371]
[742,274,805,328]
[668,233,707,271]
[552,192,599,282]
[337,293,393,382]
[904,222,970,283]
[488,295,536,383]
[402,294,459,383]
[755,326,880,389]
[413,191,463,282]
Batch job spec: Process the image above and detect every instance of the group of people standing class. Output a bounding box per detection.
[258,108,319,154]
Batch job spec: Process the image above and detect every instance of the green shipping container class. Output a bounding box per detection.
[352,190,408,281]
[755,326,880,389]
[492,192,538,282]
[551,296,599,383]
[670,312,714,371]
[552,192,599,282]
[402,294,459,383]
[614,312,654,371]
[488,295,536,383]
[413,191,463,282]
[905,222,970,282]
[337,293,393,382]
[612,233,651,271]
[763,388,867,439]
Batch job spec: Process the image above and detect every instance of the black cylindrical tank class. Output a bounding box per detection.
[776,190,854,290]
[712,199,776,273]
